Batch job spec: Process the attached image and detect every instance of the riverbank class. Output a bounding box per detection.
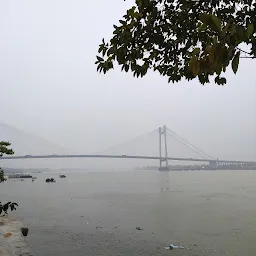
[0,216,33,256]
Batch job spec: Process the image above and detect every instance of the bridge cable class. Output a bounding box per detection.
[166,128,213,159]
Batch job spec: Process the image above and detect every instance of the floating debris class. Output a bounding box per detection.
[165,244,185,250]
[136,226,143,231]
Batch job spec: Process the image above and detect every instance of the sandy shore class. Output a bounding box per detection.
[0,216,33,256]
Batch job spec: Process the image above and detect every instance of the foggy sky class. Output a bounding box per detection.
[1,0,256,168]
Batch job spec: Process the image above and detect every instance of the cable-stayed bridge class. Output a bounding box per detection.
[0,122,255,170]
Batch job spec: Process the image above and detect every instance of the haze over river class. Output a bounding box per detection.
[1,170,256,256]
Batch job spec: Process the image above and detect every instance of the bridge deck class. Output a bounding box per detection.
[0,154,255,165]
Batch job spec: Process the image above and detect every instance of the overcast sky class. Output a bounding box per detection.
[1,0,255,167]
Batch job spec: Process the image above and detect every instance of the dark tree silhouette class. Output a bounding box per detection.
[96,0,256,85]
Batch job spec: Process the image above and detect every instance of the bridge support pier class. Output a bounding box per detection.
[158,125,170,171]
[209,159,219,169]
[158,166,171,171]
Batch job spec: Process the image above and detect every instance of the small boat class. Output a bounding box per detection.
[59,174,66,178]
[46,178,56,183]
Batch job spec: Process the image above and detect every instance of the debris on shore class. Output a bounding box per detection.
[20,227,29,236]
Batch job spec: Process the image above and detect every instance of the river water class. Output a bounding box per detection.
[1,170,256,256]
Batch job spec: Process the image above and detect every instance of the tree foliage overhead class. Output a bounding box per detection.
[96,0,256,85]
[0,141,18,215]
[0,168,6,183]
[0,141,14,157]
[0,141,13,183]
[0,201,18,215]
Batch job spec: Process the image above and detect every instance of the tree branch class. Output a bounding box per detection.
[236,47,253,55]
[240,56,256,59]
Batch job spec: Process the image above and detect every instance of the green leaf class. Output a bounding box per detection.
[198,23,208,32]
[135,0,142,8]
[127,6,136,17]
[200,14,222,33]
[107,47,114,56]
[215,58,222,75]
[247,23,254,38]
[219,77,226,85]
[119,20,126,25]
[96,64,101,72]
[232,52,240,74]
[193,48,200,55]
[125,64,129,72]
[229,24,236,35]
[215,76,226,85]
[210,15,222,33]
[209,45,216,64]
[96,56,104,62]
[189,57,200,76]
[199,14,210,25]
[117,50,125,64]
[236,26,246,41]
[98,44,104,53]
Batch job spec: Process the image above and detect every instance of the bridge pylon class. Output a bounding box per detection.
[158,125,170,171]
